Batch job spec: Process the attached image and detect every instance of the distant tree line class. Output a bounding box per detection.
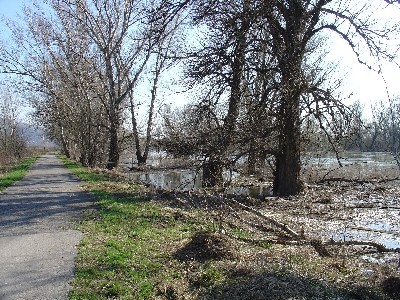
[0,0,399,195]
[341,99,400,164]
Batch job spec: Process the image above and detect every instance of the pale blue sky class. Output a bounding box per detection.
[0,0,23,18]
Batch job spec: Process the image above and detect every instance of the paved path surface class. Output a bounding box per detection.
[0,154,94,299]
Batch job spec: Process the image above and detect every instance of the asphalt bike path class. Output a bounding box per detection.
[0,154,94,299]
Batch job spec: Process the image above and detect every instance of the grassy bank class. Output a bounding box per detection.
[63,157,398,300]
[62,157,212,299]
[0,156,39,190]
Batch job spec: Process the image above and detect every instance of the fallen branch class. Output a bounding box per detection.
[317,177,371,184]
[225,204,288,236]
[320,165,343,182]
[350,226,400,236]
[210,195,399,256]
[326,239,399,253]
[230,233,399,256]
[227,233,309,247]
[346,204,400,210]
[377,177,400,184]
[227,198,301,239]
[379,206,400,210]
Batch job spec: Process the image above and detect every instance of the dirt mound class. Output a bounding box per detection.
[175,231,238,262]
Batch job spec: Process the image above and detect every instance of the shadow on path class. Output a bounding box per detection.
[0,154,94,299]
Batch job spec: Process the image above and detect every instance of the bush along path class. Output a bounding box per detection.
[66,157,400,300]
[0,154,94,300]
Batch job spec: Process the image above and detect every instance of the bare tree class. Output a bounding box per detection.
[174,0,399,194]
[4,2,110,167]
[129,15,183,166]
[55,0,158,169]
[185,0,253,187]
[1,0,174,168]
[0,88,26,160]
[257,0,400,196]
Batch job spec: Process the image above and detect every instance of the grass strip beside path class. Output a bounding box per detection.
[61,156,211,299]
[0,156,39,191]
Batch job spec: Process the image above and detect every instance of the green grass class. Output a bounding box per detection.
[0,156,39,190]
[58,156,107,183]
[61,156,211,299]
[196,265,225,287]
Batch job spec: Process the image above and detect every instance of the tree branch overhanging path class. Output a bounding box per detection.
[0,154,94,300]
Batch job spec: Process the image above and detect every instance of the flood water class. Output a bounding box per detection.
[306,151,395,167]
[121,151,400,251]
[127,169,203,191]
[340,224,400,249]
[299,201,400,250]
[342,208,400,249]
[125,168,261,195]
[121,151,398,195]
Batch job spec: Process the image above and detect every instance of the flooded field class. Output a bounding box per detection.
[305,151,395,167]
[120,151,399,193]
[261,183,400,255]
[297,206,400,249]
[127,168,203,191]
[119,151,400,254]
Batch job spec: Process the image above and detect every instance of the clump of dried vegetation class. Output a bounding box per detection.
[174,231,239,262]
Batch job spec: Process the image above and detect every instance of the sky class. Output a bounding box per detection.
[1,0,400,120]
[0,0,23,20]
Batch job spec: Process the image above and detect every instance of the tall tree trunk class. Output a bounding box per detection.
[129,95,146,166]
[59,125,70,158]
[273,71,303,196]
[130,53,160,167]
[107,113,120,169]
[247,141,257,175]
[202,157,224,187]
[273,117,302,196]
[267,0,308,196]
[202,0,250,187]
[142,67,159,164]
[107,131,119,169]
